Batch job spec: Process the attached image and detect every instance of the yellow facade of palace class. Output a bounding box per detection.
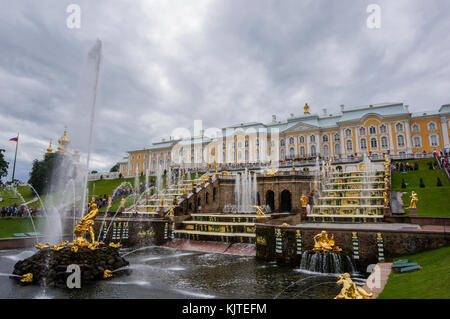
[119,103,450,176]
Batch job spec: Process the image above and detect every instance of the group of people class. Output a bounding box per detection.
[0,204,41,217]
[435,150,450,172]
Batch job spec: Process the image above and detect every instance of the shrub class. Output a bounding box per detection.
[414,162,419,171]
[419,178,425,188]
[400,163,404,171]
[401,179,406,188]
[437,177,443,187]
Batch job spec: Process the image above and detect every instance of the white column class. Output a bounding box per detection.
[316,133,321,157]
[339,127,346,158]
[441,117,450,149]
[355,126,360,155]
[388,123,394,154]
[405,120,412,154]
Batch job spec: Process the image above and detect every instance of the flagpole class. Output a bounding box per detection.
[11,132,19,183]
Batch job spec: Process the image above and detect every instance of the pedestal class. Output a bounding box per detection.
[409,207,418,217]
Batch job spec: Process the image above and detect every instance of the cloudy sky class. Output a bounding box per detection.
[1,0,449,181]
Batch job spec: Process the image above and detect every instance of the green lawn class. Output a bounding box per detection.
[378,246,450,299]
[0,217,47,238]
[0,186,41,208]
[391,158,450,217]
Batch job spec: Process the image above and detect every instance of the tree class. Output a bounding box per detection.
[0,149,9,182]
[110,163,120,172]
[437,177,442,187]
[28,152,74,195]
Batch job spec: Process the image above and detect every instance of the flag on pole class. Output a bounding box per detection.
[9,137,18,142]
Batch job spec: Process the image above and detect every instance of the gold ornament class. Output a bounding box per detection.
[103,270,113,279]
[410,191,418,208]
[334,273,373,299]
[313,230,342,252]
[21,273,33,283]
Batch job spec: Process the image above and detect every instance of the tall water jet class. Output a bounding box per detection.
[41,39,103,245]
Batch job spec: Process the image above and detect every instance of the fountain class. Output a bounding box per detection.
[12,199,129,287]
[309,154,388,222]
[234,170,257,213]
[298,231,356,274]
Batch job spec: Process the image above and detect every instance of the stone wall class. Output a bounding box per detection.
[256,224,450,270]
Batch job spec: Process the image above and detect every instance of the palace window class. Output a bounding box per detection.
[256,139,259,146]
[222,152,226,162]
[359,127,366,136]
[323,135,329,142]
[370,137,378,148]
[429,134,438,146]
[310,135,316,143]
[238,151,242,160]
[289,137,295,144]
[412,124,420,132]
[299,136,305,144]
[131,156,134,160]
[413,136,421,148]
[245,140,249,147]
[346,140,353,151]
[280,139,285,146]
[360,138,367,149]
[311,145,316,156]
[428,122,437,131]
[380,124,387,134]
[222,143,226,150]
[300,146,305,156]
[397,135,405,147]
[238,142,242,148]
[334,143,341,155]
[245,150,249,161]
[289,147,295,158]
[345,129,352,137]
[381,136,388,148]
[395,123,404,132]
[281,148,286,159]
[369,126,376,135]
[323,144,329,155]
[334,134,340,141]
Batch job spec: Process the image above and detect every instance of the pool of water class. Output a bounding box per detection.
[0,246,366,299]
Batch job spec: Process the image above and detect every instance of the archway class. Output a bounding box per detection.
[266,190,275,212]
[280,190,292,212]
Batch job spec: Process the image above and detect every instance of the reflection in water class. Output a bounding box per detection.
[0,246,361,299]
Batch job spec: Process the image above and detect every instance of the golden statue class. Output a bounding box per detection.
[21,273,33,283]
[410,191,418,208]
[252,205,266,217]
[73,202,99,247]
[165,205,178,218]
[334,273,373,299]
[120,197,125,209]
[383,191,389,208]
[313,230,342,252]
[109,242,122,248]
[103,270,113,279]
[304,103,310,115]
[265,168,278,177]
[35,242,50,249]
[300,195,308,208]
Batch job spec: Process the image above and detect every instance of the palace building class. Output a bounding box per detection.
[119,102,450,177]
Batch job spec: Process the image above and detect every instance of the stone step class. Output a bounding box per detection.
[174,230,256,237]
[182,220,255,226]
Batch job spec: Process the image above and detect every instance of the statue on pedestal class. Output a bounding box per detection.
[313,230,342,252]
[410,191,418,208]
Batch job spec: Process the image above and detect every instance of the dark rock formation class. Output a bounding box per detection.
[12,246,129,288]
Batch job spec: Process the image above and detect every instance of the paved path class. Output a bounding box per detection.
[295,222,421,231]
[362,262,393,299]
[162,239,256,256]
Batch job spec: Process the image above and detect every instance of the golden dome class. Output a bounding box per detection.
[57,126,70,153]
[46,139,53,154]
